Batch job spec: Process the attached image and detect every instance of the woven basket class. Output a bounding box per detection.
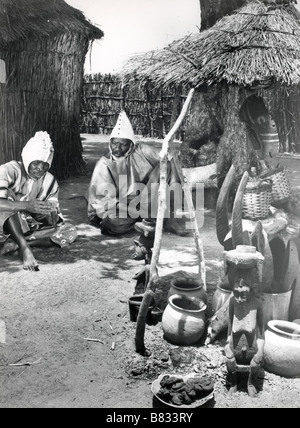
[260,166,291,206]
[242,179,272,220]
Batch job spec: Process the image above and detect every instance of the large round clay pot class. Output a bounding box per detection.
[264,320,300,377]
[162,294,207,346]
[211,283,232,314]
[167,277,207,304]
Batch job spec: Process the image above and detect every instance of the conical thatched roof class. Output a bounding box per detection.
[0,0,103,48]
[121,0,300,88]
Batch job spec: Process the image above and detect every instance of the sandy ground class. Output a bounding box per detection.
[0,134,300,409]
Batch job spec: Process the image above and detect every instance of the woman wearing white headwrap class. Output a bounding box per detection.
[0,131,65,271]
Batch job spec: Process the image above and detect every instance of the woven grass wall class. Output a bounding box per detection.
[0,32,89,179]
[80,73,188,139]
[258,85,300,153]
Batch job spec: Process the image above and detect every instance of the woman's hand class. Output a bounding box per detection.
[25,200,53,215]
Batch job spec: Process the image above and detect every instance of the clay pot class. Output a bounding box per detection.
[224,245,264,269]
[162,294,207,346]
[289,265,300,322]
[211,283,232,314]
[258,289,292,328]
[264,320,300,377]
[128,294,154,324]
[167,277,207,304]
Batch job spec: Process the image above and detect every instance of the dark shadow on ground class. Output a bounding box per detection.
[0,229,140,279]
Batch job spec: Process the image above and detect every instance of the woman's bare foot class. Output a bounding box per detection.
[21,247,39,271]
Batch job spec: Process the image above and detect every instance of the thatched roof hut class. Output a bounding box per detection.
[0,0,103,178]
[122,0,300,89]
[122,0,300,161]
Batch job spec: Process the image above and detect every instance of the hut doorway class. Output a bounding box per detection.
[239,94,280,165]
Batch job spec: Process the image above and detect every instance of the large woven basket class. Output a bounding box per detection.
[260,166,291,206]
[242,179,272,220]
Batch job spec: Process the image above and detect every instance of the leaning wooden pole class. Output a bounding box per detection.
[170,146,206,289]
[135,89,195,355]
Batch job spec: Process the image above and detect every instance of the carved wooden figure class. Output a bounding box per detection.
[223,246,265,397]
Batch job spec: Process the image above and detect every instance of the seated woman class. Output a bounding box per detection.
[87,111,187,236]
[0,131,75,271]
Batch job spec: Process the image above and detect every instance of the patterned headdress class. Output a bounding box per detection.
[110,111,136,145]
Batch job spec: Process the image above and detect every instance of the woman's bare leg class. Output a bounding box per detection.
[1,214,41,271]
[1,236,53,254]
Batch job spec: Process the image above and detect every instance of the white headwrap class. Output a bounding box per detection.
[21,131,54,175]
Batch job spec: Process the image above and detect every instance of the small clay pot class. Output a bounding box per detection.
[258,289,292,328]
[128,294,154,324]
[224,245,264,269]
[211,283,232,314]
[264,320,300,377]
[162,294,207,346]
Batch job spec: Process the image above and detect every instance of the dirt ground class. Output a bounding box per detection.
[0,134,300,409]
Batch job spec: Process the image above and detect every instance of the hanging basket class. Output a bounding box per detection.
[260,166,291,207]
[242,179,272,220]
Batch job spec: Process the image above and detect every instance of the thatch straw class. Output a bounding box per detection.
[121,1,300,88]
[0,0,103,47]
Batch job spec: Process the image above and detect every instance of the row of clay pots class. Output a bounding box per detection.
[211,284,293,327]
[211,282,300,377]
[162,277,300,378]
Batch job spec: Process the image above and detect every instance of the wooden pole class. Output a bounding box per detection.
[170,145,207,288]
[135,88,197,355]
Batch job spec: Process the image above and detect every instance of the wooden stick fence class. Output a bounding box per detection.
[80,73,188,139]
[80,74,300,153]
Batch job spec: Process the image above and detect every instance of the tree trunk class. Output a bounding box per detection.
[199,0,247,30]
[182,84,253,180]
[181,85,226,169]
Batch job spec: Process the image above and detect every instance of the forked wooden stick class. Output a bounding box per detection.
[135,88,206,355]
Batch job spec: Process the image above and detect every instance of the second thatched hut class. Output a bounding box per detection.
[122,0,300,184]
[0,0,103,178]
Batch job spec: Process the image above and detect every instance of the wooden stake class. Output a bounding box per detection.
[135,88,201,355]
[170,144,206,288]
